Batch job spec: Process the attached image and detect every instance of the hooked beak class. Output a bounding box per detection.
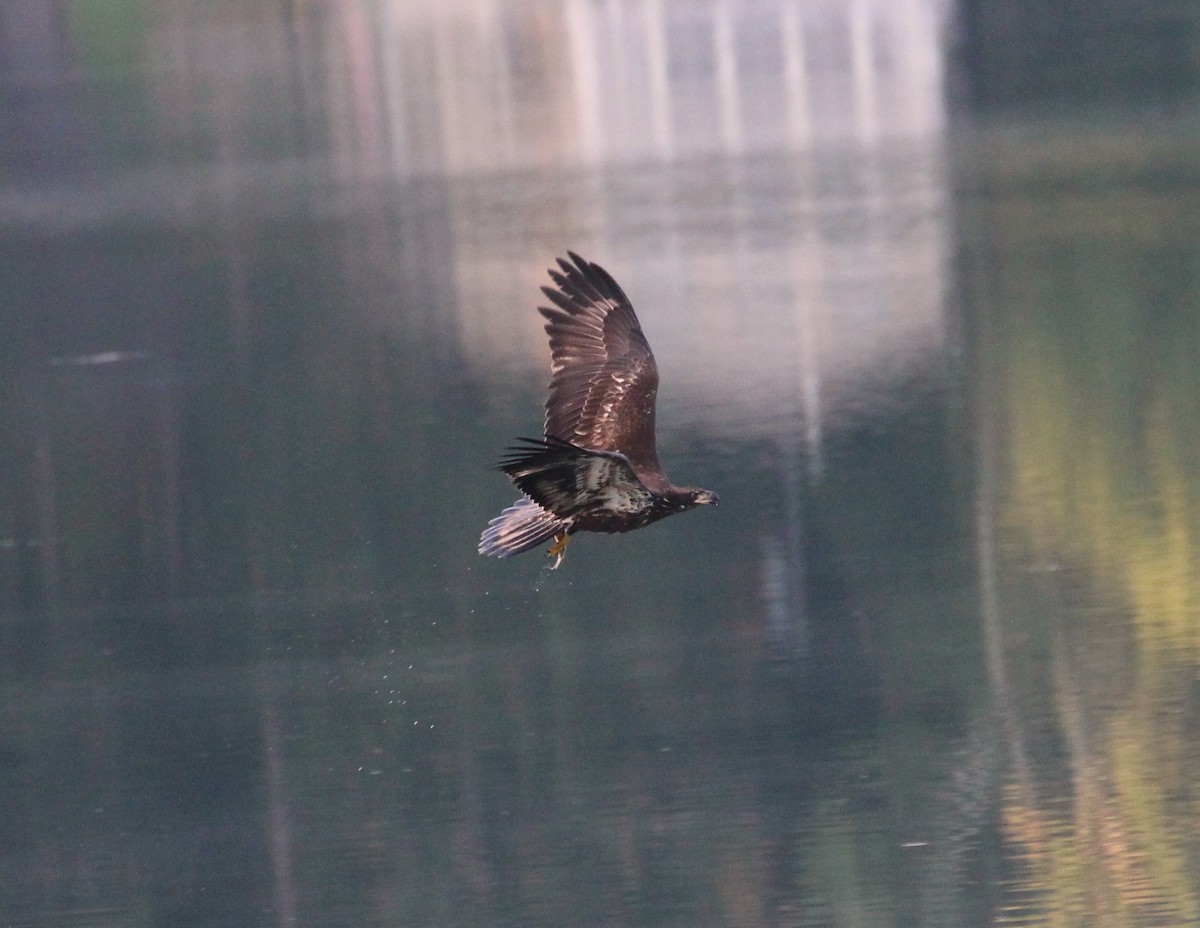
[696,489,720,506]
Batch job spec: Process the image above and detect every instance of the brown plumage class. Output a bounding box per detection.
[479,252,718,567]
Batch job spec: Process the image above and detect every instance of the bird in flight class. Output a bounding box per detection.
[479,252,718,568]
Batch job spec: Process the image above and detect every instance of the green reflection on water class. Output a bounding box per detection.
[971,129,1200,926]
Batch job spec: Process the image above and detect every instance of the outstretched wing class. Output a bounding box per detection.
[539,253,663,479]
[498,436,654,518]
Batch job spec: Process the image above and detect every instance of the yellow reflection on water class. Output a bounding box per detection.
[981,131,1200,926]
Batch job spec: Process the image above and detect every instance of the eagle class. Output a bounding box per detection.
[479,252,718,568]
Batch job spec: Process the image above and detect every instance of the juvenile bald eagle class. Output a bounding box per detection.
[479,252,718,567]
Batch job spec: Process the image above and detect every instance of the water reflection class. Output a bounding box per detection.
[967,136,1200,922]
[3,1,1199,926]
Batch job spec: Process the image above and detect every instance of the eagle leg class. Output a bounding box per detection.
[546,532,570,569]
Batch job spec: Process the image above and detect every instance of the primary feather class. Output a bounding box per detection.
[539,252,664,484]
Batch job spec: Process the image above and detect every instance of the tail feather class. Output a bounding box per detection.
[479,497,569,558]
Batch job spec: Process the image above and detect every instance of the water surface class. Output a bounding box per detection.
[2,2,1199,926]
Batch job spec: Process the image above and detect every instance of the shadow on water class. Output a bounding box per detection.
[2,1,1200,926]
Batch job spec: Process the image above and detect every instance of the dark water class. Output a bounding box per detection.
[3,3,1199,926]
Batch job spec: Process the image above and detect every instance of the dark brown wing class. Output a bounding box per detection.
[498,436,654,518]
[538,252,665,483]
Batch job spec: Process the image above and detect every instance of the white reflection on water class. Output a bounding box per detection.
[446,151,949,447]
[376,0,956,447]
[372,0,947,172]
[378,0,948,448]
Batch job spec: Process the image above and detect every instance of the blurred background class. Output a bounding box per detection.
[2,1,1199,926]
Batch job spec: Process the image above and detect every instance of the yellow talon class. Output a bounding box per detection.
[546,532,570,569]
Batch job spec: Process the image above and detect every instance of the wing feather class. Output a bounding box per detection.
[498,437,654,517]
[538,253,664,481]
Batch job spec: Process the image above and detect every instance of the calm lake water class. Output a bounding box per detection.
[3,2,1199,926]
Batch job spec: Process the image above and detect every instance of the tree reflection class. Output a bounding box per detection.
[972,132,1200,926]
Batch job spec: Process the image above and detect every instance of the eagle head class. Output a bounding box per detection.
[677,487,719,509]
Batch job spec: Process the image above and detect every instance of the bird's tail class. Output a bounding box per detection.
[479,497,569,558]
